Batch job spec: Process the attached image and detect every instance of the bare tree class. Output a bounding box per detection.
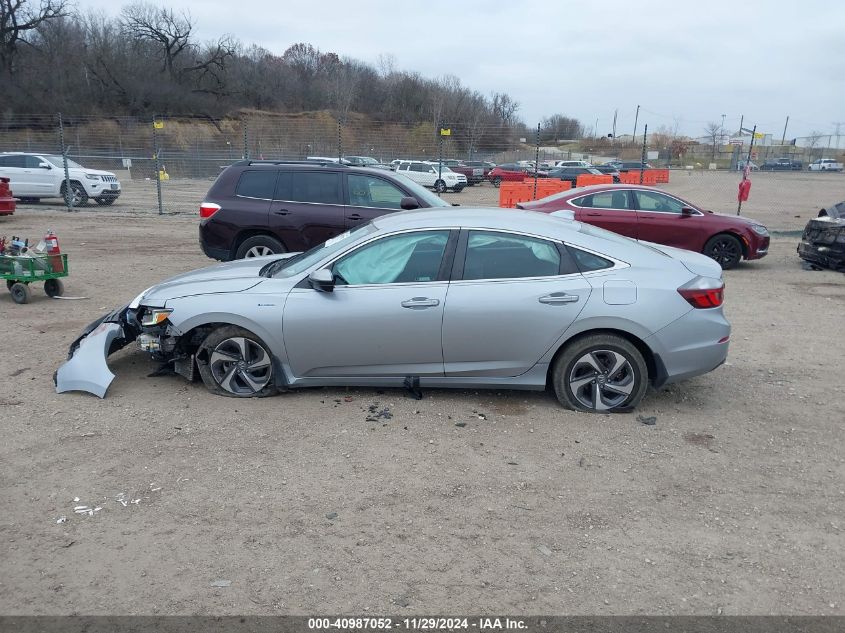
[704,121,721,160]
[0,0,68,74]
[121,2,192,80]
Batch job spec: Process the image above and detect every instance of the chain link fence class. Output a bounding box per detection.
[1,113,842,227]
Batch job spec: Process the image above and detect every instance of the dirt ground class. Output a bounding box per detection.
[1,174,843,615]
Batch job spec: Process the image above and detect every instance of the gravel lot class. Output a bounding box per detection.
[1,172,843,615]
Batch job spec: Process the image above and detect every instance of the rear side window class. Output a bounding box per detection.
[236,170,277,199]
[0,155,26,167]
[463,231,562,280]
[290,172,341,204]
[568,246,613,272]
[574,191,631,209]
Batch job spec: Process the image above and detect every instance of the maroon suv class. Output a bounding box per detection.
[518,184,769,269]
[199,161,450,260]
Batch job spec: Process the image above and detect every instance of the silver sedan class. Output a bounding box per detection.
[56,208,731,412]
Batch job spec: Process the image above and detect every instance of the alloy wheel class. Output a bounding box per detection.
[568,350,635,411]
[245,245,274,257]
[707,237,741,267]
[208,336,273,395]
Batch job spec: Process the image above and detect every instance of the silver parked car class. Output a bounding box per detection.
[56,208,730,412]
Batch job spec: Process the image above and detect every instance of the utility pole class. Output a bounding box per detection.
[781,115,789,146]
[611,109,618,144]
[632,105,640,145]
[738,115,744,136]
[721,114,726,144]
[833,122,843,151]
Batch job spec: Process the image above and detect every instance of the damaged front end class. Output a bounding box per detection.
[54,305,141,398]
[55,303,195,398]
[797,205,845,272]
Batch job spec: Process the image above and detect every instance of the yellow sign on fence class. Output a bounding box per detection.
[153,120,164,129]
[440,128,451,136]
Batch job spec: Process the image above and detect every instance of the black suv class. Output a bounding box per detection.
[199,161,450,260]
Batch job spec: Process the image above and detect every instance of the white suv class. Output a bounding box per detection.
[394,160,466,192]
[808,158,843,172]
[0,152,121,206]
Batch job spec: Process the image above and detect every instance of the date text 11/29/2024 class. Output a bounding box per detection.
[308,617,527,630]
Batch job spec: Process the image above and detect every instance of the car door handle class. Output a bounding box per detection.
[539,293,579,305]
[348,214,363,221]
[401,297,440,308]
[585,212,602,217]
[273,209,290,215]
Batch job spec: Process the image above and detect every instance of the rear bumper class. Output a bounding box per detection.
[646,307,731,388]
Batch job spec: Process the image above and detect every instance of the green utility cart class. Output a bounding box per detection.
[0,253,68,304]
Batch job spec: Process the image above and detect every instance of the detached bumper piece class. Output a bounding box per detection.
[54,305,139,398]
[797,216,845,272]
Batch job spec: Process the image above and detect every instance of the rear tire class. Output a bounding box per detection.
[10,282,31,304]
[434,180,447,193]
[235,235,285,259]
[196,326,277,398]
[704,233,743,269]
[552,334,648,413]
[44,278,64,297]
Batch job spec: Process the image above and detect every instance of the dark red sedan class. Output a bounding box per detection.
[518,184,769,269]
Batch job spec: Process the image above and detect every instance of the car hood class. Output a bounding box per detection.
[135,254,298,305]
[75,168,118,178]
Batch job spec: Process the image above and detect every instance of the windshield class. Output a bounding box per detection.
[264,223,379,278]
[391,173,450,207]
[46,155,83,169]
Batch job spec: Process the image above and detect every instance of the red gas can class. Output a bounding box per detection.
[0,177,16,216]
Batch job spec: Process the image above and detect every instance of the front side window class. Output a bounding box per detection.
[574,191,631,210]
[347,174,406,209]
[236,170,277,199]
[463,231,561,280]
[333,230,450,285]
[290,172,341,205]
[634,191,685,213]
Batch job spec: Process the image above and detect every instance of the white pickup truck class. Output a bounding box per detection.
[394,160,466,193]
[0,152,121,206]
[808,158,844,172]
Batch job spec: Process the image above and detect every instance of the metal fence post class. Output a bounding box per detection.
[243,121,249,160]
[639,124,648,185]
[152,116,164,216]
[57,113,73,211]
[337,119,342,162]
[533,123,540,199]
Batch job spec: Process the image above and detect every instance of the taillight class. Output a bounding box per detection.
[199,202,221,219]
[678,276,725,308]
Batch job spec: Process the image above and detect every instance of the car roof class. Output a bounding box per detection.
[370,206,580,238]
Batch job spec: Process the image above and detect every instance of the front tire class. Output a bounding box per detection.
[704,233,742,269]
[235,235,285,259]
[197,326,276,398]
[61,181,88,207]
[492,177,502,188]
[552,334,648,412]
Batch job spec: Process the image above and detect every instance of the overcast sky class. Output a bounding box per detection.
[78,0,845,139]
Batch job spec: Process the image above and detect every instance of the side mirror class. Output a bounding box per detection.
[308,268,335,292]
[38,162,51,169]
[681,207,694,215]
[400,196,419,210]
